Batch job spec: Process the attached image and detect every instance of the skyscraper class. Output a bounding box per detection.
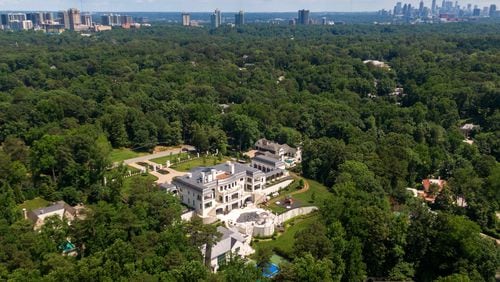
[81,14,92,27]
[58,11,70,29]
[394,2,403,15]
[298,9,310,25]
[419,0,425,17]
[26,12,43,26]
[432,0,437,15]
[68,8,81,30]
[182,13,190,26]
[210,9,221,29]
[235,10,245,26]
[489,4,497,17]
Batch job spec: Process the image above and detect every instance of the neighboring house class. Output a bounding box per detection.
[172,161,267,222]
[24,201,84,230]
[202,226,253,272]
[254,138,301,167]
[419,178,448,203]
[251,154,289,182]
[460,123,479,139]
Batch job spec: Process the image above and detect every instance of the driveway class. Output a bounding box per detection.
[122,145,195,184]
[122,145,195,165]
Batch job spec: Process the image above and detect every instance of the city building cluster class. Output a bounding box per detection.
[182,9,335,29]
[384,0,498,22]
[0,8,144,33]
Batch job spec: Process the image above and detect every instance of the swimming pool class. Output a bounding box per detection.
[262,263,280,278]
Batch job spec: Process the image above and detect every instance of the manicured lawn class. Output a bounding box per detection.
[253,213,319,259]
[19,197,50,210]
[293,179,333,206]
[110,148,148,163]
[265,178,332,214]
[122,174,158,197]
[170,156,232,172]
[150,153,189,165]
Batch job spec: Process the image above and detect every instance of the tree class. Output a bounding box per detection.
[223,113,260,151]
[277,253,334,282]
[255,247,272,271]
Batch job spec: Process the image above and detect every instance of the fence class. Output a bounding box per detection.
[275,206,318,225]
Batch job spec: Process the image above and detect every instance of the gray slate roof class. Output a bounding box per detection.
[210,226,246,259]
[172,162,264,192]
[253,154,285,167]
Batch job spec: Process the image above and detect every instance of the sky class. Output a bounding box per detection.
[0,0,498,12]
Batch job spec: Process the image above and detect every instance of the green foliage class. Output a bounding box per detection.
[0,22,499,281]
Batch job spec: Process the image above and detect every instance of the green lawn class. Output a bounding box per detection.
[122,174,158,197]
[266,178,332,214]
[110,148,148,163]
[253,214,319,259]
[150,153,189,165]
[19,197,50,210]
[170,156,232,172]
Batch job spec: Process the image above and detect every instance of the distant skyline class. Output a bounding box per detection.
[0,0,498,13]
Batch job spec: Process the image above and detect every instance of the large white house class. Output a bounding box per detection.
[172,161,267,221]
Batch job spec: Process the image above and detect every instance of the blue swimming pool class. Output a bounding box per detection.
[262,263,280,278]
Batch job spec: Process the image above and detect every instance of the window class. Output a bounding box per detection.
[197,194,201,201]
[205,202,212,208]
[235,247,240,254]
[217,253,226,266]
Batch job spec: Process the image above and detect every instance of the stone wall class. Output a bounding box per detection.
[276,206,318,225]
[262,179,294,195]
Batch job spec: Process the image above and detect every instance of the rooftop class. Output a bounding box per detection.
[172,162,264,192]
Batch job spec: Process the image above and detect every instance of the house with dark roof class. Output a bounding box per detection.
[23,201,84,230]
[254,138,301,167]
[251,154,289,182]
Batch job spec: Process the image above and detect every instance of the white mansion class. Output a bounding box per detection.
[172,159,289,223]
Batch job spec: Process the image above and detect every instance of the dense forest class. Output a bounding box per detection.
[0,22,499,281]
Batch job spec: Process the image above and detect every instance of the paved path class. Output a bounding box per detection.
[121,145,195,165]
[122,145,195,184]
[288,174,310,196]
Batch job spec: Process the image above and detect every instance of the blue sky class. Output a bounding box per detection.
[0,0,498,12]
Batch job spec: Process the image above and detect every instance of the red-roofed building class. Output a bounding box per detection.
[420,178,447,203]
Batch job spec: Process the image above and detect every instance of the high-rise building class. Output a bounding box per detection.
[210,9,221,29]
[0,14,8,26]
[43,12,54,24]
[394,2,403,15]
[235,10,245,26]
[489,4,497,17]
[431,0,437,15]
[120,15,133,25]
[298,9,310,25]
[419,1,425,16]
[58,11,70,29]
[322,17,327,25]
[472,8,481,16]
[26,12,43,26]
[81,14,92,26]
[182,13,191,26]
[10,20,33,31]
[68,8,81,30]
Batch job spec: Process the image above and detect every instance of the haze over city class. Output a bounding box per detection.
[0,0,498,12]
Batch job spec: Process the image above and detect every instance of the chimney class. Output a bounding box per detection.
[22,208,27,220]
[201,172,206,183]
[231,163,235,175]
[211,169,216,180]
